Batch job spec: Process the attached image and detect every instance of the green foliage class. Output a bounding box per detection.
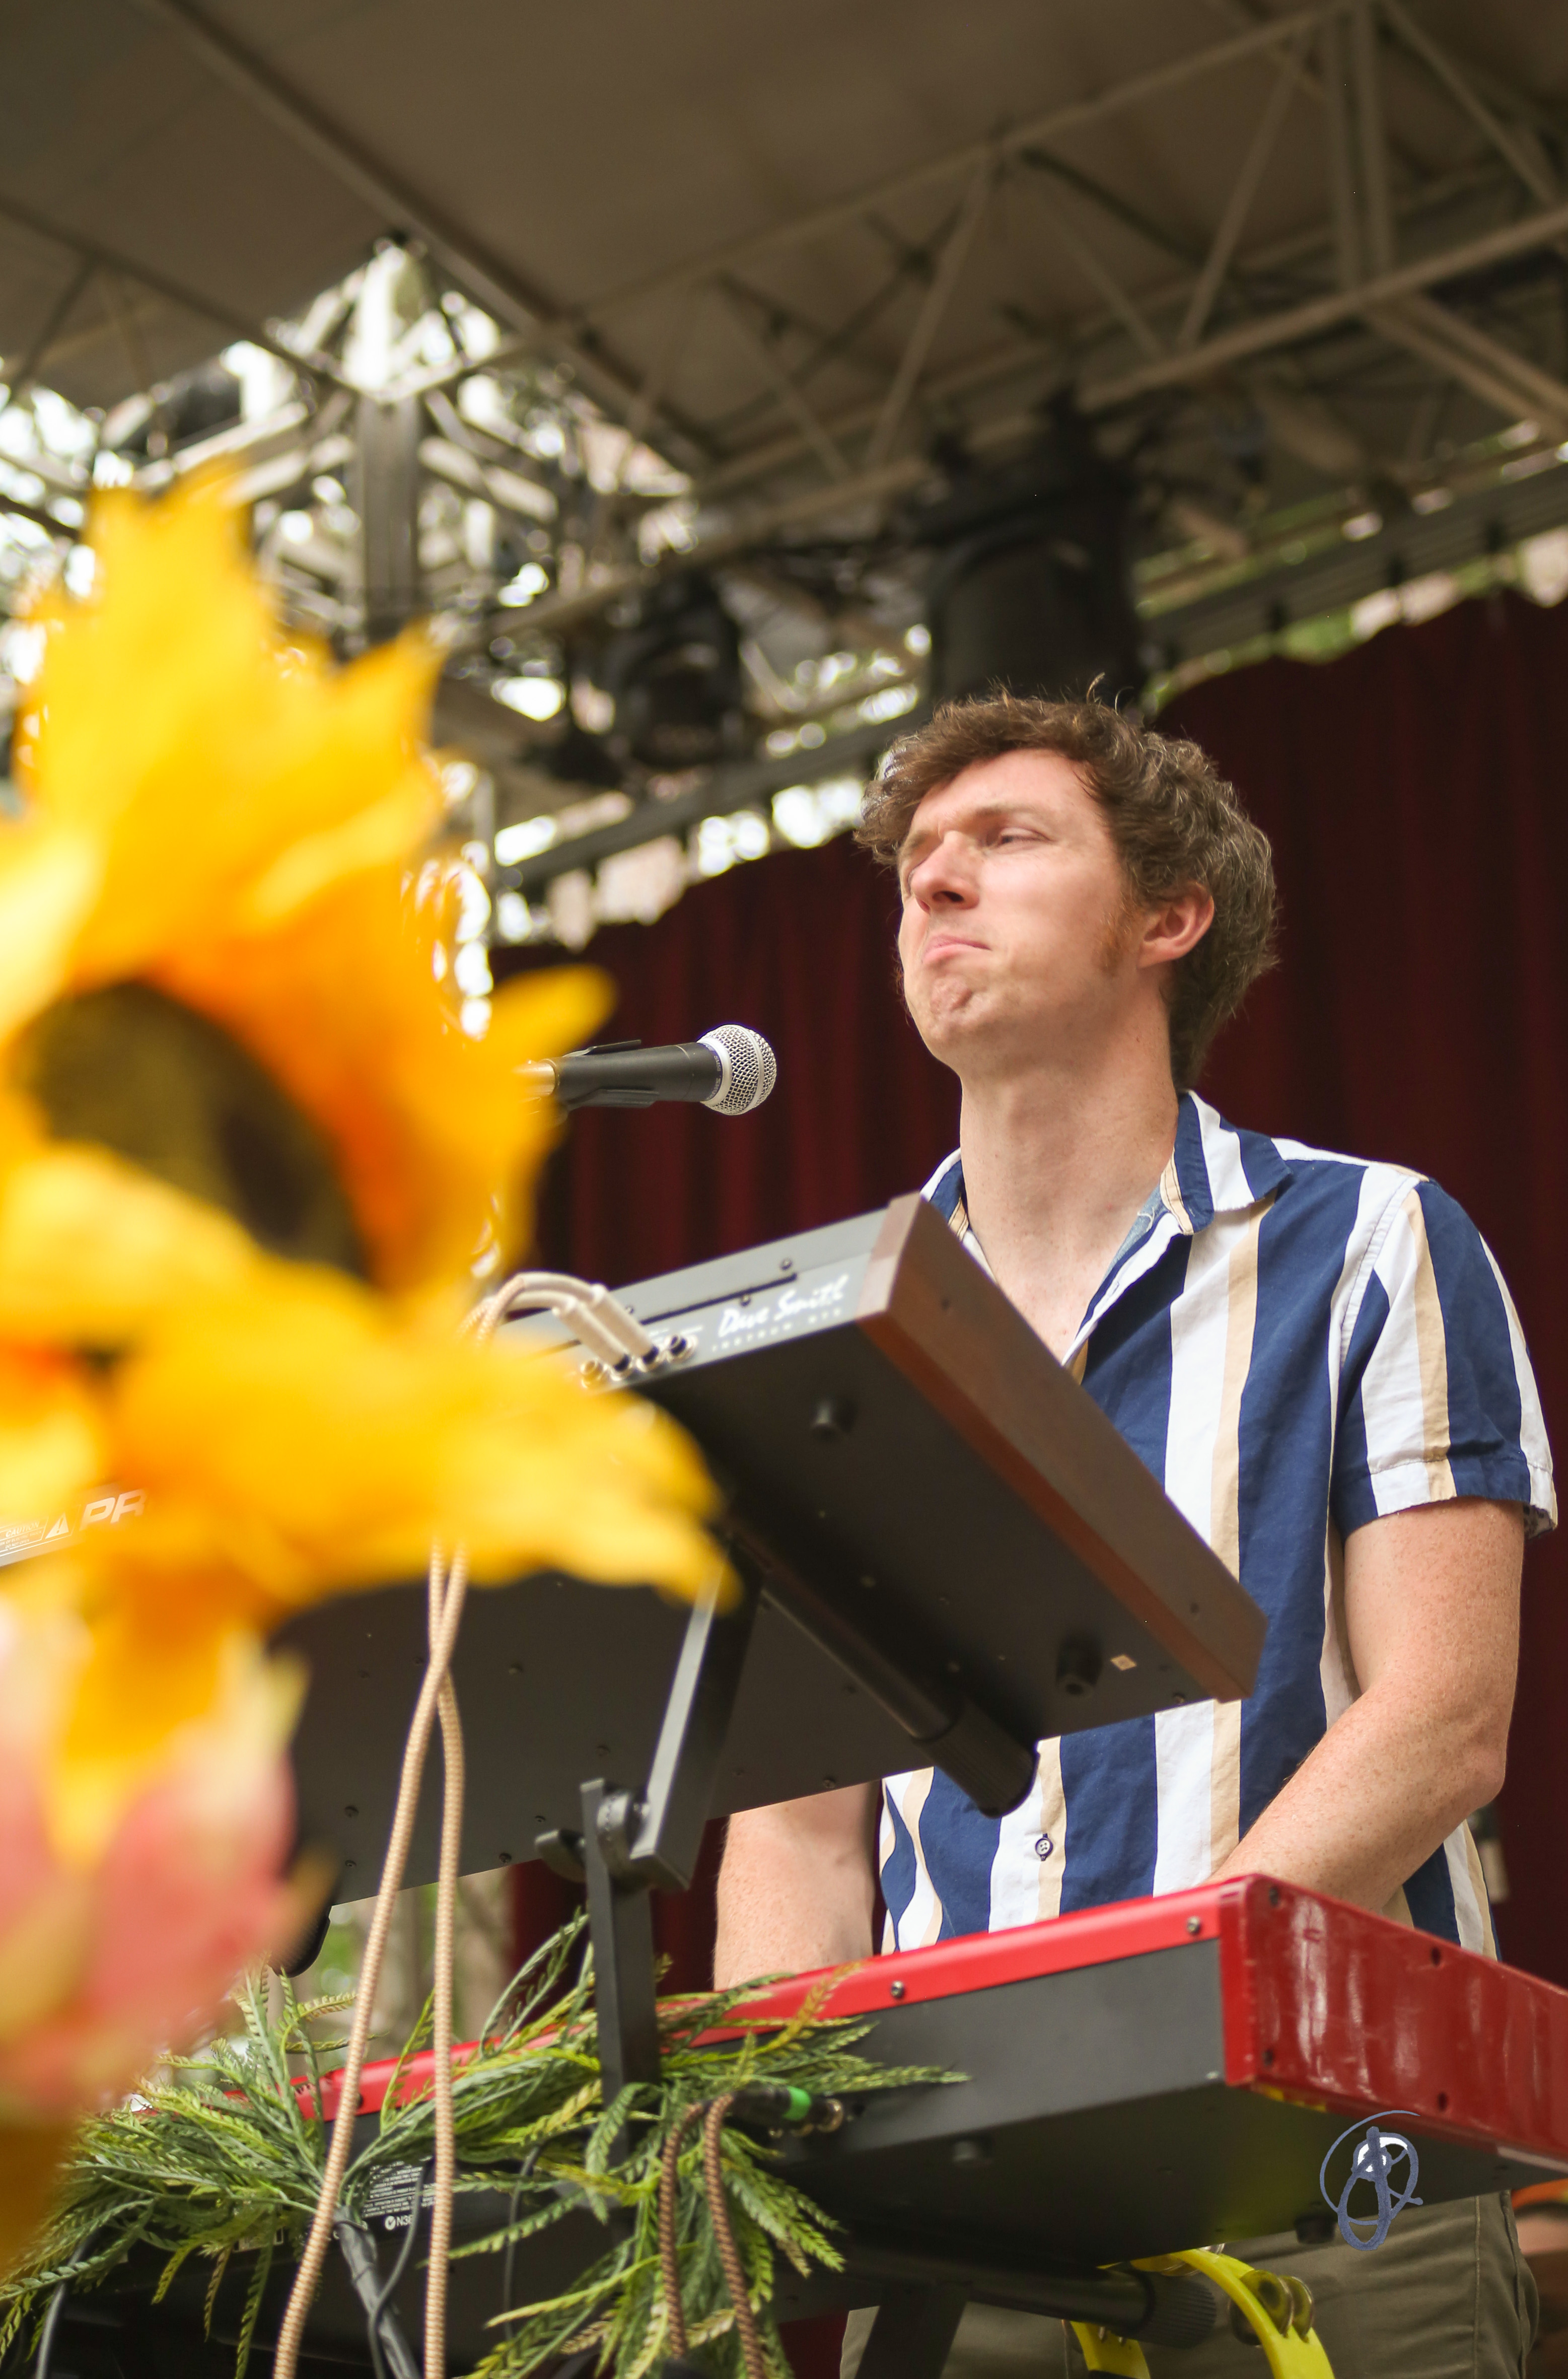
[0,1922,953,2379]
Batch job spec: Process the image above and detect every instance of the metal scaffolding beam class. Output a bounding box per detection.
[1177,35,1304,348]
[9,257,95,400]
[689,157,1506,504]
[864,160,995,466]
[0,185,352,394]
[1024,183,1166,362]
[716,290,851,481]
[1349,0,1395,277]
[507,704,930,897]
[1079,192,1568,408]
[1371,292,1568,434]
[526,2,1345,341]
[492,189,1568,645]
[128,0,711,462]
[1380,0,1557,208]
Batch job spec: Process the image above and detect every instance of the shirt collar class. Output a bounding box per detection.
[1165,1091,1294,1234]
[922,1092,1294,1248]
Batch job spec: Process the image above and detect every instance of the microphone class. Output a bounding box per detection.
[518,1025,776,1114]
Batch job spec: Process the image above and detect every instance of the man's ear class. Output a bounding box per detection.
[1137,884,1215,971]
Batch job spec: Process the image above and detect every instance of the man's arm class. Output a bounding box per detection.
[714,1783,880,1988]
[1210,1496,1523,1912]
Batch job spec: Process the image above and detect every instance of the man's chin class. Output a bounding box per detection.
[906,987,990,1062]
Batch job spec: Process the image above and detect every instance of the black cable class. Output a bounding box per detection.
[31,2284,66,2379]
[365,2158,432,2379]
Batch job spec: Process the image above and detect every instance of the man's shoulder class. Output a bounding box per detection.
[1200,1100,1426,1222]
[1267,1126,1418,1184]
[1175,1097,1431,1253]
[1210,1109,1508,1322]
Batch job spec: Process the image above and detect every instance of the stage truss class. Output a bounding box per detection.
[0,0,1565,942]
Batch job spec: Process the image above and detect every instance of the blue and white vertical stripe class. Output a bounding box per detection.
[881,1094,1554,1957]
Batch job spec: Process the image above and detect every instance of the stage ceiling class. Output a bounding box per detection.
[2,0,1564,498]
[3,0,1568,872]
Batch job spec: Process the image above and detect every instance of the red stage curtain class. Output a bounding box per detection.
[501,585,1568,2369]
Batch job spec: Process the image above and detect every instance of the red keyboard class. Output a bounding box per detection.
[719,1874,1568,2266]
[337,1873,1568,2277]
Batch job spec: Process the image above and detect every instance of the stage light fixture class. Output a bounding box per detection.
[911,404,1145,709]
[598,572,745,769]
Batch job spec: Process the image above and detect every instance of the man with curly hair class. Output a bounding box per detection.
[716,692,1551,2376]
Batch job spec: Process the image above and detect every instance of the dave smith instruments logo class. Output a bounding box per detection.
[1318,2112,1423,2250]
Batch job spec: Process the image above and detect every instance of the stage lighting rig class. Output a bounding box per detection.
[906,404,1145,710]
[596,572,747,770]
[101,360,245,464]
[534,718,625,791]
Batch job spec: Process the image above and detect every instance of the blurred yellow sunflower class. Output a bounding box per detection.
[0,468,733,2265]
[0,472,721,1640]
[2,476,591,1294]
[0,476,725,2244]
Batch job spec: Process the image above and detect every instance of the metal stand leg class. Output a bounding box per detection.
[540,1572,761,2101]
[581,1776,661,2097]
[856,2283,969,2379]
[357,391,422,644]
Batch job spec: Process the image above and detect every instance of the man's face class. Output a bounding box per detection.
[897,748,1147,1078]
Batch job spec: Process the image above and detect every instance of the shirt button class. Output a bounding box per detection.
[1035,1834,1053,1861]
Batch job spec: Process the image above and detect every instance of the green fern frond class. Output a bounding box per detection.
[0,1923,956,2379]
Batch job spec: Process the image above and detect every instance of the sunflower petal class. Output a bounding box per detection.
[0,1352,101,1528]
[17,483,445,985]
[97,1257,725,1613]
[0,829,99,1043]
[0,1145,260,1346]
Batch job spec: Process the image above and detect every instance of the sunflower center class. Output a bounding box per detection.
[16,983,367,1276]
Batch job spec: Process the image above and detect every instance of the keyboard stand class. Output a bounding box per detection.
[535,1564,764,2096]
[271,1196,1266,2363]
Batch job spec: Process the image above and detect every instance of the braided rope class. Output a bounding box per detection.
[702,2097,767,2379]
[656,2104,709,2360]
[273,1266,650,2379]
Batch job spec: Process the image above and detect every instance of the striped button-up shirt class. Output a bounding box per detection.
[880,1094,1555,1957]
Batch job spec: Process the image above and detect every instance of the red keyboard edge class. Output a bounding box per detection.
[314,1874,1568,2174]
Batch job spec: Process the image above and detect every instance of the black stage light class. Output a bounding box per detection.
[599,572,745,769]
[910,403,1145,709]
[157,363,244,456]
[537,719,624,790]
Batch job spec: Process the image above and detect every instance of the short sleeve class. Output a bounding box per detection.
[1332,1179,1555,1540]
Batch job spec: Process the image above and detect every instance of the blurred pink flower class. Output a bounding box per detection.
[0,1598,307,2120]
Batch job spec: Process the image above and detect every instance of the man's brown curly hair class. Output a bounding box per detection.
[856,692,1278,1090]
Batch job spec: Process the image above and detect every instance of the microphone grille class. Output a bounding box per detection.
[699,1025,777,1116]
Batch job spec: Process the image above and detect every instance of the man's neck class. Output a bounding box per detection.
[956,1040,1181,1362]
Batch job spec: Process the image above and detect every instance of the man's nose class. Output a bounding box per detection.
[908,832,975,905]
